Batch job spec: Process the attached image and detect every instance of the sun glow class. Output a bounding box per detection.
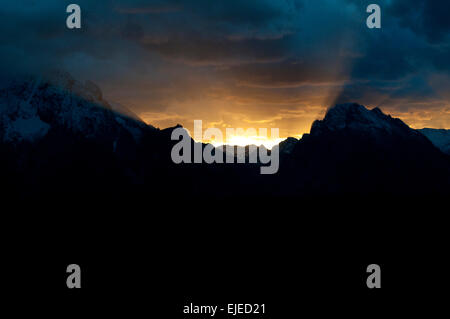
[210,135,286,149]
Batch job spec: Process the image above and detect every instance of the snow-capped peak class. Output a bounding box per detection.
[322,103,392,130]
[0,72,151,144]
[310,103,413,137]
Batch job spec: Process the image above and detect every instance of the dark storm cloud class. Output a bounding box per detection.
[332,0,450,120]
[117,0,303,66]
[345,0,450,43]
[0,0,449,132]
[388,0,450,43]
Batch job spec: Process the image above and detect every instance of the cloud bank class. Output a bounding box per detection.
[1,0,449,136]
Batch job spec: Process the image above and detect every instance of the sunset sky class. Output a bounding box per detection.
[1,0,449,142]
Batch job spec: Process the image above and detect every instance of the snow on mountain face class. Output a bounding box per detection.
[310,103,417,138]
[419,128,450,155]
[3,115,50,143]
[0,71,151,144]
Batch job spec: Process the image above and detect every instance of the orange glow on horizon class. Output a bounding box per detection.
[209,134,287,149]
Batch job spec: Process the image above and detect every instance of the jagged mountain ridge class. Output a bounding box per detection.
[0,71,152,145]
[278,103,450,195]
[312,103,420,137]
[0,77,449,197]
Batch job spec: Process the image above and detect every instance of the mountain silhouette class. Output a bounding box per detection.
[278,103,450,195]
[1,75,449,201]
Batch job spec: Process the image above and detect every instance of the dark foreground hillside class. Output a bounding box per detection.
[1,74,449,201]
[2,74,449,317]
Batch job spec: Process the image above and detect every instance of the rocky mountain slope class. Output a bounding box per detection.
[0,71,151,145]
[419,128,450,155]
[1,77,449,198]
